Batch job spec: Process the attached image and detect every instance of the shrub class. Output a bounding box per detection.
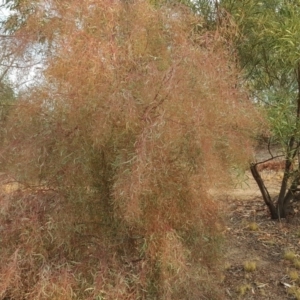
[0,0,263,298]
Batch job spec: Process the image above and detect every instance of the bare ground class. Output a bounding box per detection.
[221,170,300,299]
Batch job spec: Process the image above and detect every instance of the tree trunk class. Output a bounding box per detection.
[250,163,278,219]
[251,153,300,219]
[276,155,293,218]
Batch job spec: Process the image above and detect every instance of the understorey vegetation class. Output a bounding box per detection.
[0,0,263,299]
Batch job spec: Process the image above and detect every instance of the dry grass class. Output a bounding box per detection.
[243,261,257,272]
[284,250,297,261]
[248,222,259,231]
[293,259,300,269]
[288,286,300,300]
[237,283,252,296]
[289,270,299,281]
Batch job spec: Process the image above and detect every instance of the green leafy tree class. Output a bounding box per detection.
[0,0,262,299]
[216,0,300,219]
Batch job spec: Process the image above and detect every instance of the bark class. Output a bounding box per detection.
[276,152,293,217]
[250,163,278,219]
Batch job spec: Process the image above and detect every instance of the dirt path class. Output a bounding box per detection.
[221,171,300,299]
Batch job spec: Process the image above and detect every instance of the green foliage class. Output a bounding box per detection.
[217,0,300,218]
[221,0,300,139]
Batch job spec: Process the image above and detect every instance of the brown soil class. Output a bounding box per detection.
[221,169,300,299]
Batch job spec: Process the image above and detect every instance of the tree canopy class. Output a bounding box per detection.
[217,0,300,218]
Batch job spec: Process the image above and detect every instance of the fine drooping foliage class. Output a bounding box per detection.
[220,0,300,218]
[0,80,15,147]
[0,0,262,298]
[0,80,14,120]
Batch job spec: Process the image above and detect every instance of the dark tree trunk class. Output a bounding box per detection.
[276,151,293,218]
[250,163,278,219]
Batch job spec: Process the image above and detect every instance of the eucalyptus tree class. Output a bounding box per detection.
[220,0,300,219]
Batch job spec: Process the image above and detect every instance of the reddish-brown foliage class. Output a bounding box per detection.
[0,0,264,299]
